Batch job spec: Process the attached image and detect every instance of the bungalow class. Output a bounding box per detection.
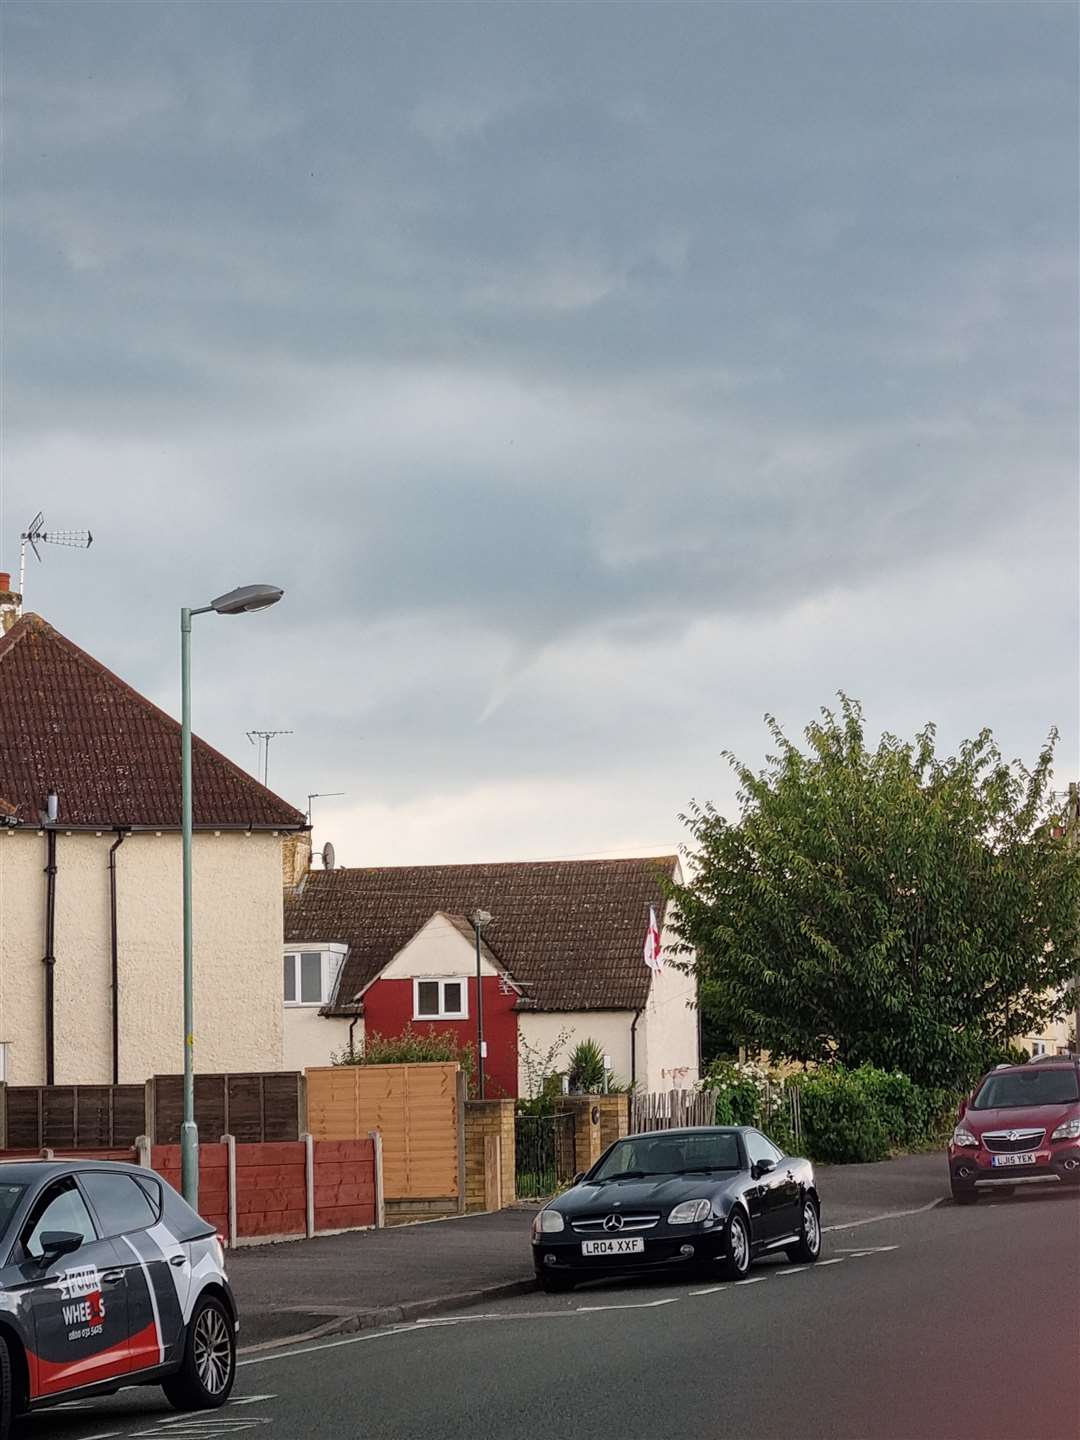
[282,842,700,1094]
[0,597,308,1086]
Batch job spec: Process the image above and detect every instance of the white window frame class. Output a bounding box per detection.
[412,977,468,1021]
[283,945,347,1008]
[1031,1039,1048,1057]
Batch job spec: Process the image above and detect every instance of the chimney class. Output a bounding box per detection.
[282,831,312,888]
[0,573,21,633]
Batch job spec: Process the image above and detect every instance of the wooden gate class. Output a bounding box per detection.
[305,1063,461,1204]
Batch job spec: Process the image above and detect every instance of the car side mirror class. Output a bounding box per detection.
[572,1172,585,1186]
[37,1231,84,1263]
[752,1159,775,1180]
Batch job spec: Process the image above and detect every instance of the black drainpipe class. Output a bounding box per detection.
[630,1008,642,1089]
[43,827,58,1085]
[108,830,128,1084]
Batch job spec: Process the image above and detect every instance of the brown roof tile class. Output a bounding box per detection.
[0,613,306,830]
[285,857,677,1012]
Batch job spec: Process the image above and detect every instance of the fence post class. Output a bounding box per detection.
[302,1132,315,1239]
[144,1078,156,1146]
[135,1134,152,1170]
[298,1072,308,1137]
[223,1134,238,1249]
[455,1069,467,1215]
[369,1129,385,1229]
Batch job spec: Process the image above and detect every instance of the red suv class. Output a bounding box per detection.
[949,1057,1080,1204]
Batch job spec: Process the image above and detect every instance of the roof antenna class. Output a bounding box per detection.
[18,512,94,606]
[246,729,293,788]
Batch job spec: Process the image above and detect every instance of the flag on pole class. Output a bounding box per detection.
[643,905,662,974]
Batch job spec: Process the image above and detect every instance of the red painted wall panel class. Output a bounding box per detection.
[362,976,520,1098]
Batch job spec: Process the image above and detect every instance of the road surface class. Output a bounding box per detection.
[20,1187,1080,1440]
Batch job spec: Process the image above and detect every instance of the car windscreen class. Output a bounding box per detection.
[591,1132,741,1180]
[0,1184,26,1245]
[972,1069,1080,1109]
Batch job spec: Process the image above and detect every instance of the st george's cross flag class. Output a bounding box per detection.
[643,905,663,973]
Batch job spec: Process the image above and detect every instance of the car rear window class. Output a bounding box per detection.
[972,1069,1080,1109]
[80,1171,157,1237]
[0,1184,25,1245]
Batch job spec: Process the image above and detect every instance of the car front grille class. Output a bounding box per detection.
[982,1129,1045,1153]
[571,1212,661,1234]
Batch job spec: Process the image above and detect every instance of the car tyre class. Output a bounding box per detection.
[0,1333,11,1440]
[718,1209,752,1281]
[162,1293,236,1412]
[785,1196,822,1264]
[538,1270,575,1294]
[950,1184,978,1206]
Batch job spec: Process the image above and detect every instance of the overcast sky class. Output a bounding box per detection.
[2,2,1076,865]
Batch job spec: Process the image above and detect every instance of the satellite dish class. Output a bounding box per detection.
[321,841,336,872]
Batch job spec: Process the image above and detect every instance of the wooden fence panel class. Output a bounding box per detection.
[630,1089,717,1133]
[306,1063,459,1202]
[1,1085,145,1149]
[152,1072,302,1145]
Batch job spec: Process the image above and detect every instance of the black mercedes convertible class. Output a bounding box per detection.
[531,1125,821,1291]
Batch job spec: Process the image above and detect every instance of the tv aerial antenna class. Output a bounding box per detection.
[246,729,293,788]
[19,512,94,602]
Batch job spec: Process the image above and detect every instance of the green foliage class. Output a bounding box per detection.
[669,697,1080,1090]
[568,1038,606,1092]
[700,1059,767,1125]
[792,1065,957,1164]
[334,1025,475,1084]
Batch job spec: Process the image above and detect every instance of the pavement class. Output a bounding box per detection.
[223,1150,947,1348]
[21,1180,1080,1440]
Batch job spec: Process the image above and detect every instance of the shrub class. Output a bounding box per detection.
[334,1026,475,1086]
[794,1065,961,1164]
[700,1059,769,1126]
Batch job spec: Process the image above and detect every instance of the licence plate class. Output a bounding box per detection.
[991,1152,1037,1167]
[581,1237,645,1256]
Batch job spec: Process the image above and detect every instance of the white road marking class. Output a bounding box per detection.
[239,1324,424,1367]
[576,1297,679,1312]
[823,1199,941,1232]
[775,1266,808,1275]
[82,1433,124,1439]
[816,1258,847,1266]
[734,1276,766,1285]
[689,1285,729,1295]
[230,1395,278,1405]
[834,1245,899,1253]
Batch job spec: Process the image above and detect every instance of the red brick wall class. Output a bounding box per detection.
[363,976,520,1098]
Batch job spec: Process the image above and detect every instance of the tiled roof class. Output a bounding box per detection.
[0,613,306,829]
[285,857,678,1012]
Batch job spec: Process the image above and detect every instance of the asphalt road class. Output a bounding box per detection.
[19,1188,1080,1440]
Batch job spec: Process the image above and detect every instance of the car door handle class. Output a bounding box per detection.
[170,1255,187,1268]
[101,1270,124,1286]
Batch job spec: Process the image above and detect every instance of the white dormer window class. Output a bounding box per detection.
[413,977,468,1021]
[283,946,347,1007]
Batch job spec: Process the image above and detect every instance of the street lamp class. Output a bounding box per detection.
[471,910,493,1098]
[181,583,284,1208]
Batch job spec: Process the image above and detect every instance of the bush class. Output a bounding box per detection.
[794,1065,960,1164]
[700,1059,769,1126]
[334,1026,475,1086]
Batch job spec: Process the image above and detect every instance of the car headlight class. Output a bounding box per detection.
[669,1199,712,1225]
[1052,1117,1080,1142]
[951,1126,979,1148]
[532,1209,565,1238]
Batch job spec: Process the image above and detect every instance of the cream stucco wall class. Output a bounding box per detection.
[0,828,286,1085]
[375,914,502,986]
[283,1009,356,1071]
[517,1011,635,1098]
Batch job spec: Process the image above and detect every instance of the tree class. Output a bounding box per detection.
[669,697,1080,1089]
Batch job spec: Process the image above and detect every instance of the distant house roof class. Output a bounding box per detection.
[285,857,678,1012]
[0,613,306,830]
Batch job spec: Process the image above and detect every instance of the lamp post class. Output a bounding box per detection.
[470,910,492,1098]
[181,584,284,1209]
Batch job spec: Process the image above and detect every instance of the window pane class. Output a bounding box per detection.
[81,1173,156,1238]
[283,955,297,1003]
[416,981,440,1017]
[442,982,462,1015]
[300,953,323,1003]
[25,1182,97,1259]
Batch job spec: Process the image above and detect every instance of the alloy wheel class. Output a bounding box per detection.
[193,1306,232,1396]
[803,1200,820,1255]
[730,1214,749,1272]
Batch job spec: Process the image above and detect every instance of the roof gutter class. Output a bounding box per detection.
[5,821,308,834]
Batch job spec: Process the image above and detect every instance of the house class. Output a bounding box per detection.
[282,843,700,1094]
[0,601,308,1086]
